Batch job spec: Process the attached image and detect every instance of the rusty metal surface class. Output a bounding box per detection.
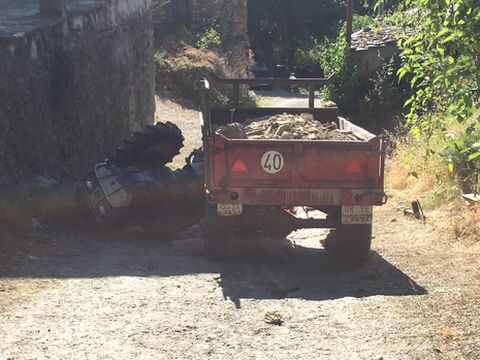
[208,133,384,192]
[208,188,385,207]
[200,78,386,209]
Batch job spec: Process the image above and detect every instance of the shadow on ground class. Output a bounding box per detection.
[0,229,426,306]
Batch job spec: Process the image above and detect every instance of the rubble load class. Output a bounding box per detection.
[216,113,366,141]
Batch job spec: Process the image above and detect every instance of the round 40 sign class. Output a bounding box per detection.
[261,151,284,174]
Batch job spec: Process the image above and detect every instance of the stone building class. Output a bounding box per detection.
[153,0,248,41]
[0,0,155,185]
[350,26,415,75]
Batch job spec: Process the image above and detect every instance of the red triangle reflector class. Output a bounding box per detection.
[345,160,362,173]
[232,159,248,173]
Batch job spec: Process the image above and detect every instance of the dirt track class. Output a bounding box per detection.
[1,93,480,359]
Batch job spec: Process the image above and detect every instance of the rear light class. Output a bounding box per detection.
[232,159,248,173]
[345,160,362,174]
[83,173,98,193]
[97,200,112,217]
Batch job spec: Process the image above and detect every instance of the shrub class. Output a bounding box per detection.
[195,27,222,50]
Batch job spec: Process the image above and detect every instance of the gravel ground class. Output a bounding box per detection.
[1,93,479,359]
[1,206,479,360]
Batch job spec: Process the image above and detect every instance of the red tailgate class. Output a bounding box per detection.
[207,134,385,206]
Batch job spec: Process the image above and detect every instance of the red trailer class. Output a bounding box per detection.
[201,74,387,262]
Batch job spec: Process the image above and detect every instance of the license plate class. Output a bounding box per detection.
[341,206,373,224]
[217,204,243,216]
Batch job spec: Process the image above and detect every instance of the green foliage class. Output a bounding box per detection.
[380,0,480,186]
[397,1,479,129]
[248,0,345,71]
[445,121,480,192]
[294,39,323,75]
[154,51,171,72]
[318,17,410,131]
[319,28,361,110]
[195,27,222,50]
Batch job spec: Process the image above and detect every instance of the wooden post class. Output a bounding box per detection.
[346,0,353,45]
[378,1,384,16]
[39,0,66,16]
[308,85,315,109]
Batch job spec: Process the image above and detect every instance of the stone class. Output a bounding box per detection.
[280,132,293,140]
[275,124,292,137]
[216,123,248,139]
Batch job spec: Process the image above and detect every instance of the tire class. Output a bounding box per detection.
[114,122,184,168]
[204,206,234,261]
[323,224,372,262]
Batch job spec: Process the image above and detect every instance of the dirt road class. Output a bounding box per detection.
[254,89,324,108]
[1,93,479,359]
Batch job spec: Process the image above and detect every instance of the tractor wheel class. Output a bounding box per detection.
[114,122,184,168]
[204,206,234,261]
[323,224,372,262]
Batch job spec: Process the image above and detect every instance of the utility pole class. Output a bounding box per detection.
[346,0,353,46]
[39,0,66,17]
[378,1,384,16]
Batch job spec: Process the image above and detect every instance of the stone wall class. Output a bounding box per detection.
[153,0,248,42]
[0,0,155,187]
[190,0,248,42]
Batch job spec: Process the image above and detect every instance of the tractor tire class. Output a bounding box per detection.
[114,122,184,168]
[323,224,372,263]
[204,206,234,261]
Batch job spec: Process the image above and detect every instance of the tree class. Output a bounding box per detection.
[248,0,345,71]
[387,0,480,187]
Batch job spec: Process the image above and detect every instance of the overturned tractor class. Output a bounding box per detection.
[76,122,205,236]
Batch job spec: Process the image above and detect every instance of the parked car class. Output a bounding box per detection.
[249,62,273,90]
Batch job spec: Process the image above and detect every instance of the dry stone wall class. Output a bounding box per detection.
[153,0,248,42]
[190,0,248,42]
[0,0,155,187]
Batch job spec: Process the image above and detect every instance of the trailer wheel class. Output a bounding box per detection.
[323,224,372,262]
[204,206,234,261]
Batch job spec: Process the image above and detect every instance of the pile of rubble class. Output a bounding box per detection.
[217,113,365,141]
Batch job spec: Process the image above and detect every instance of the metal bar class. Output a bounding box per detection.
[233,83,240,108]
[207,72,335,86]
[294,217,340,229]
[308,85,315,109]
[346,0,354,45]
[378,1,384,16]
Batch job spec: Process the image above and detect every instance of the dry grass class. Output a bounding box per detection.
[386,134,479,244]
[386,137,452,203]
[437,327,463,339]
[450,204,480,241]
[155,30,249,103]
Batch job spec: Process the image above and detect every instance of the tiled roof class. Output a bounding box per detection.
[351,26,416,51]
